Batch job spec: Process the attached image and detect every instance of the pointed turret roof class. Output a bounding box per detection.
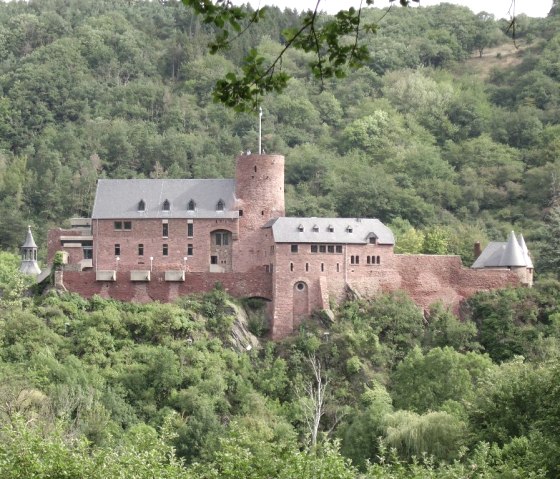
[21,226,37,249]
[499,231,526,267]
[517,233,534,269]
[472,231,533,269]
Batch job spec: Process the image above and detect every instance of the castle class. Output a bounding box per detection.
[42,153,533,339]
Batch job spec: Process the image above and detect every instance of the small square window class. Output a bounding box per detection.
[291,245,299,253]
[319,245,326,253]
[327,245,335,253]
[114,221,122,230]
[163,244,168,256]
[211,255,218,264]
[311,244,318,253]
[124,221,132,230]
[369,236,377,244]
[336,245,343,254]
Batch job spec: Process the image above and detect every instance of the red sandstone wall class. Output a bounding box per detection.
[270,250,525,339]
[60,270,272,303]
[47,229,87,265]
[92,217,240,273]
[270,242,395,338]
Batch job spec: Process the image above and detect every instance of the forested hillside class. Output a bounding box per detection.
[2,252,560,478]
[0,0,559,270]
[2,1,560,477]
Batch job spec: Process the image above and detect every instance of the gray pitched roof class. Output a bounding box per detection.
[91,179,238,219]
[268,217,395,244]
[472,231,533,268]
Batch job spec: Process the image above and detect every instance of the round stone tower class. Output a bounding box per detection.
[233,153,285,273]
[235,153,285,230]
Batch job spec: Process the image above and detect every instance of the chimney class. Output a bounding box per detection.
[474,241,482,259]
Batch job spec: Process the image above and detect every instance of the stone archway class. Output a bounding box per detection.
[293,281,309,324]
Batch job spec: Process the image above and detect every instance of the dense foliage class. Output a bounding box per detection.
[2,253,560,477]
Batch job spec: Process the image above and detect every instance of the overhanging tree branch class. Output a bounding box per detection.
[181,0,420,111]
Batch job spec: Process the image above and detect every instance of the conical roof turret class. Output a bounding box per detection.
[499,231,526,267]
[517,233,533,269]
[20,226,41,276]
[21,225,37,248]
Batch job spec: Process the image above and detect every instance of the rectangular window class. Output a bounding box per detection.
[327,245,335,253]
[115,244,120,256]
[319,245,326,253]
[187,244,193,256]
[163,244,168,256]
[83,247,93,259]
[337,263,340,272]
[377,255,381,264]
[367,256,371,264]
[291,244,298,253]
[162,223,169,237]
[311,244,318,253]
[138,244,144,256]
[211,255,218,265]
[290,262,294,271]
[305,263,309,272]
[114,221,122,230]
[356,255,360,264]
[351,255,355,265]
[187,223,194,237]
[336,245,343,254]
[124,221,132,230]
[321,263,324,272]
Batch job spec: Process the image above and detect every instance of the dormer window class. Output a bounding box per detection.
[328,225,334,232]
[216,199,225,211]
[187,199,196,211]
[346,225,353,233]
[298,224,304,232]
[138,200,146,211]
[369,235,377,244]
[312,224,319,232]
[163,199,170,211]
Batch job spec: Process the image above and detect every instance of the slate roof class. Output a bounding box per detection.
[91,179,238,219]
[472,231,533,268]
[267,217,395,244]
[21,226,37,248]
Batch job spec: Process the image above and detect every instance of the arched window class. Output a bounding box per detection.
[163,199,170,211]
[216,199,225,211]
[138,199,146,211]
[187,199,196,211]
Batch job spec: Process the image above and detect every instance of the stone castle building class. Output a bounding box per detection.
[45,153,533,339]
